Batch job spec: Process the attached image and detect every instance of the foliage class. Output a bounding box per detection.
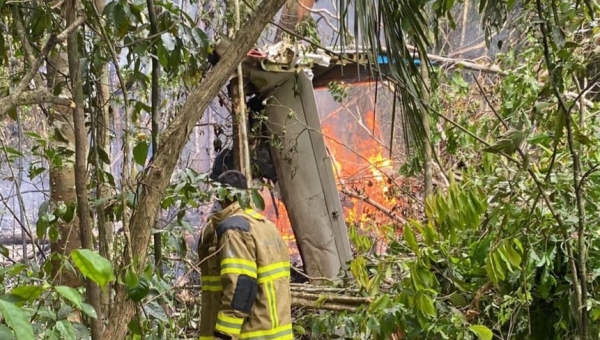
[0,251,114,339]
[1,0,599,338]
[295,0,600,339]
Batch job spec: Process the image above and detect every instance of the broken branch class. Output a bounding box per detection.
[292,291,372,305]
[292,297,361,312]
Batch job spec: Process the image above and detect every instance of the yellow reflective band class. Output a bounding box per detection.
[201,275,223,292]
[221,258,257,269]
[258,262,290,274]
[199,337,214,340]
[239,323,294,340]
[257,262,290,283]
[215,312,244,335]
[221,258,258,278]
[201,275,221,282]
[244,208,263,220]
[265,281,279,328]
[201,285,223,292]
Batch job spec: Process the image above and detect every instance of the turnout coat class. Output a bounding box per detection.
[197,202,293,340]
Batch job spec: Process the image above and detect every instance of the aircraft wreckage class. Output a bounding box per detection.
[209,40,398,280]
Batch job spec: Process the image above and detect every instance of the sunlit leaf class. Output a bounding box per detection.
[10,285,47,304]
[71,249,115,288]
[161,33,177,52]
[469,325,493,340]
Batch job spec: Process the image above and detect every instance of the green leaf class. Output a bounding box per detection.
[128,319,142,335]
[250,189,265,211]
[10,285,46,304]
[55,320,76,340]
[63,202,77,223]
[368,294,391,313]
[0,244,8,258]
[161,33,176,51]
[3,147,23,157]
[216,186,228,201]
[469,325,493,340]
[132,141,149,166]
[0,299,34,340]
[80,303,98,319]
[55,286,83,309]
[125,269,139,288]
[70,249,115,288]
[503,240,522,268]
[0,324,14,340]
[415,291,436,318]
[111,2,131,38]
[157,43,170,70]
[292,325,306,335]
[97,148,111,165]
[2,264,27,278]
[143,301,168,321]
[125,276,149,302]
[403,225,419,252]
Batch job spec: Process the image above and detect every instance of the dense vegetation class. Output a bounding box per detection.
[0,0,599,339]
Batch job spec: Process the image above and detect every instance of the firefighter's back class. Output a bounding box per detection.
[241,208,293,339]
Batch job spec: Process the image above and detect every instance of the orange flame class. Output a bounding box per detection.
[260,102,412,258]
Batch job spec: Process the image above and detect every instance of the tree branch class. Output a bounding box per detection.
[10,6,44,87]
[100,0,288,338]
[0,88,74,115]
[0,16,84,119]
[536,1,587,337]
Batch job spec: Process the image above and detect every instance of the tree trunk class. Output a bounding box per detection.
[93,0,114,315]
[47,45,82,288]
[100,1,287,338]
[229,78,251,179]
[65,1,103,337]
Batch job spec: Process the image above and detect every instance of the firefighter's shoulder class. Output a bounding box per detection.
[216,216,251,238]
[243,208,264,221]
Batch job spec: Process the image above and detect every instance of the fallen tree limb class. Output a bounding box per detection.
[290,283,360,294]
[292,297,360,312]
[292,291,372,305]
[341,188,407,225]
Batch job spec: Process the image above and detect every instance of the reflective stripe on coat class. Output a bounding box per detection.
[197,202,293,340]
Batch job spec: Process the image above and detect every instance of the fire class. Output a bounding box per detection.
[259,191,301,262]
[259,97,412,258]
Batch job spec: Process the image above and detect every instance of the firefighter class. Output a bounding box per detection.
[197,170,293,340]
